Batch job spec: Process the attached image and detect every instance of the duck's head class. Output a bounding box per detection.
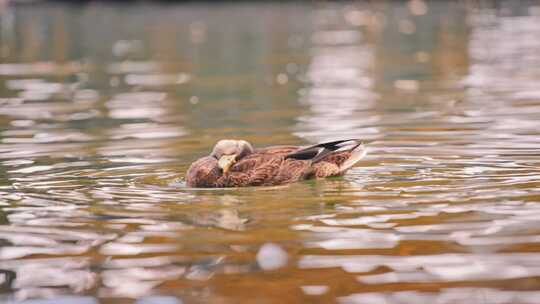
[211,139,254,174]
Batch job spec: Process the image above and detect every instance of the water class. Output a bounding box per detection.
[1,1,540,303]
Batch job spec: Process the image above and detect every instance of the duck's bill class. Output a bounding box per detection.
[218,154,237,173]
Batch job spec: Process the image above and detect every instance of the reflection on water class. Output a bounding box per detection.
[1,1,540,303]
[295,3,377,142]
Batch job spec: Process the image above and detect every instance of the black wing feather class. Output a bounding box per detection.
[285,139,360,163]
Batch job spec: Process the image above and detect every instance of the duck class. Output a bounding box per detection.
[186,139,367,188]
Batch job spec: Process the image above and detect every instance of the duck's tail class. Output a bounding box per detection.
[337,142,368,174]
[285,139,368,172]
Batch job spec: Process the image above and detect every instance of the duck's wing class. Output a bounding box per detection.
[186,156,222,187]
[227,145,306,186]
[231,152,275,173]
[231,145,299,173]
[245,156,283,186]
[286,139,368,178]
[285,139,362,163]
[255,145,300,155]
[221,156,283,187]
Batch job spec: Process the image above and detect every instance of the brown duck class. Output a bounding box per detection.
[186,139,367,188]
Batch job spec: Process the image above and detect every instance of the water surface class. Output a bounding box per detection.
[1,1,540,303]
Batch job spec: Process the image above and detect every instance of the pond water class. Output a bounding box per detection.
[1,1,540,303]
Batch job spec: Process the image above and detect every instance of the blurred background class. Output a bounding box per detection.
[1,0,540,303]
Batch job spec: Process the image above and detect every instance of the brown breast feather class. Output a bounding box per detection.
[186,156,221,187]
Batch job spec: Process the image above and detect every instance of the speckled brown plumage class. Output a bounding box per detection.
[186,139,367,188]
